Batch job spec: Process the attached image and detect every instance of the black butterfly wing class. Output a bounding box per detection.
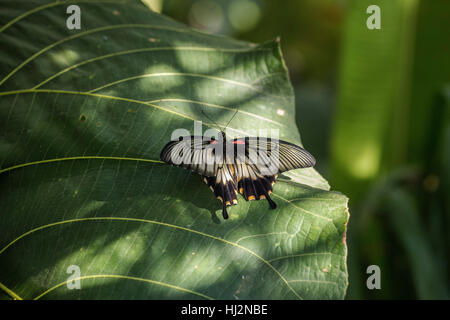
[234,163,277,208]
[202,165,238,219]
[231,137,315,209]
[232,137,316,174]
[160,135,221,177]
[160,135,238,219]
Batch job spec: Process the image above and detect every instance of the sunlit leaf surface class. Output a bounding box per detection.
[0,0,348,300]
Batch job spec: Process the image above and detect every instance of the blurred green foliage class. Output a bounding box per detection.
[160,0,450,299]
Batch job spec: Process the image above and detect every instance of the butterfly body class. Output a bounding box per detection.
[160,132,315,219]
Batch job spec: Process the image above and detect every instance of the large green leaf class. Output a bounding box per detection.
[0,0,348,300]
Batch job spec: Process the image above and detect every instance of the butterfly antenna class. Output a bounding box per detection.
[201,109,223,132]
[224,109,239,131]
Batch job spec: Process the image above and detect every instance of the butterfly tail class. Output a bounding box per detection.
[261,175,277,209]
[222,196,229,219]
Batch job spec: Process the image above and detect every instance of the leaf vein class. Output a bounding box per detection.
[33,274,214,300]
[0,24,257,88]
[147,98,284,126]
[0,217,303,299]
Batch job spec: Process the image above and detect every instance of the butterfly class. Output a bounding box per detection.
[160,112,316,220]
